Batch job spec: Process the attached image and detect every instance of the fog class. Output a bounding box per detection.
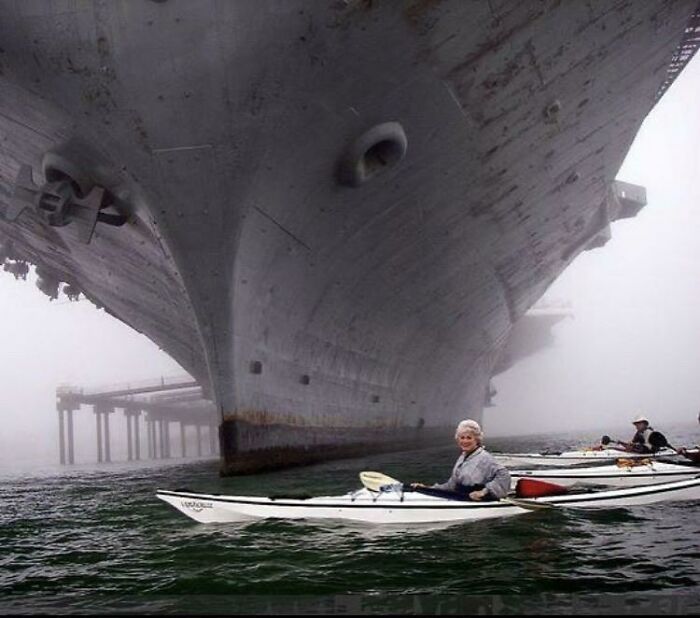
[0,281,184,466]
[489,52,700,438]
[1,55,700,466]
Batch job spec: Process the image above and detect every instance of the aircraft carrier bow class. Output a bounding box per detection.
[0,1,698,473]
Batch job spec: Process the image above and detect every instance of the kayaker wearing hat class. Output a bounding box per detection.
[616,415,655,453]
[411,419,510,501]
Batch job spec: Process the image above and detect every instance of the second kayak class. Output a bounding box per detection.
[510,460,698,488]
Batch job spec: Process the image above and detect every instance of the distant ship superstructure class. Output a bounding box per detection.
[0,1,697,473]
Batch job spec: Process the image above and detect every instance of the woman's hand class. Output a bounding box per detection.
[469,488,489,501]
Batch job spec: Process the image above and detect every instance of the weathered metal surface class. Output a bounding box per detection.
[219,418,450,475]
[656,5,700,100]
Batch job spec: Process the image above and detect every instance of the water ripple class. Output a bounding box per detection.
[1,434,699,612]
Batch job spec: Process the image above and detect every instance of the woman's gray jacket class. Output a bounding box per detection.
[433,447,511,499]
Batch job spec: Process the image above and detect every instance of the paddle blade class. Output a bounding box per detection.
[359,471,400,492]
[648,431,669,451]
[601,435,611,446]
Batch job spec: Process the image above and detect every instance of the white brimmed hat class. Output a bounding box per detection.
[632,415,649,424]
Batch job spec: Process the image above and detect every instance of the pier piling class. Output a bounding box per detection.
[56,377,215,465]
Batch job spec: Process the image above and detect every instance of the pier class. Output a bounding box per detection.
[56,376,219,465]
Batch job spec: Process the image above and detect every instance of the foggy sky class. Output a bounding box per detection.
[2,53,700,464]
[489,52,700,437]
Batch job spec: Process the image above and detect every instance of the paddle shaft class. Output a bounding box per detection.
[361,472,488,500]
[361,470,551,509]
[501,497,556,510]
[602,433,677,452]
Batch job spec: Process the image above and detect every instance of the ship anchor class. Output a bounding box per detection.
[8,165,128,244]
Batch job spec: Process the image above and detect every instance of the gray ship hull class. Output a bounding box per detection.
[0,1,696,474]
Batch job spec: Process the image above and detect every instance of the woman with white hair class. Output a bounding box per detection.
[412,419,510,501]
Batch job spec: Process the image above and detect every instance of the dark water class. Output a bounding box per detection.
[1,429,699,615]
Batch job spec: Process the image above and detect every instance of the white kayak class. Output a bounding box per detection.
[494,447,679,467]
[510,461,699,488]
[156,476,700,525]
